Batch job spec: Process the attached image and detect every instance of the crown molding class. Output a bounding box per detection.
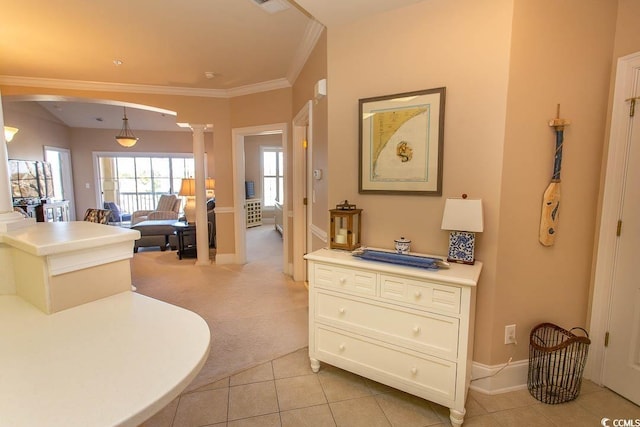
[286,19,325,84]
[225,78,292,98]
[0,75,293,99]
[0,20,323,98]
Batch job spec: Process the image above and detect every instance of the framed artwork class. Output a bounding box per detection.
[359,87,445,195]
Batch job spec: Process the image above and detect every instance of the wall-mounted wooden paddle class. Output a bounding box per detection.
[539,104,570,246]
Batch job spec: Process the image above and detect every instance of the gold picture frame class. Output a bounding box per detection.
[359,87,445,195]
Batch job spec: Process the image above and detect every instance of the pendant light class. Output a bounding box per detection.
[115,107,138,147]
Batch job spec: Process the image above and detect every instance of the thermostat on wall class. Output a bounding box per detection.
[314,79,327,100]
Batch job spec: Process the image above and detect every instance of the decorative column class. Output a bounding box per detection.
[189,124,211,265]
[0,90,32,232]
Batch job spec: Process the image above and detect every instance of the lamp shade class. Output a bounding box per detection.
[441,198,484,232]
[179,178,196,197]
[4,126,19,142]
[205,178,216,191]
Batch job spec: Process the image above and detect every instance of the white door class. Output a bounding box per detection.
[601,55,640,405]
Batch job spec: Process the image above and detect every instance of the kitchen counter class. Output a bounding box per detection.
[0,291,210,427]
[1,221,140,313]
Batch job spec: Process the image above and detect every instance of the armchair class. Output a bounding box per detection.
[131,195,181,225]
[103,202,131,225]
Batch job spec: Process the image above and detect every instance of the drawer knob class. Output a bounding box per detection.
[339,307,346,314]
[339,277,346,284]
[414,290,422,299]
[339,344,346,352]
[410,367,418,376]
[412,326,421,334]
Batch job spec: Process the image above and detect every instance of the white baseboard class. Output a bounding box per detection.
[214,253,236,264]
[469,358,529,395]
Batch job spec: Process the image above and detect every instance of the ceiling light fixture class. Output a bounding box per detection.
[115,107,138,148]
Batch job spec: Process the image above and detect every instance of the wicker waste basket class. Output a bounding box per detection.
[528,322,591,404]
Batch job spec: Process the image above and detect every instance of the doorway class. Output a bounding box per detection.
[44,146,76,220]
[232,123,288,273]
[589,51,640,405]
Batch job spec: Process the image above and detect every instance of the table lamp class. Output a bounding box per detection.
[179,178,197,224]
[441,197,484,264]
[179,177,216,224]
[205,177,216,198]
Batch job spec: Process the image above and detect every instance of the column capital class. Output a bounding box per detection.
[183,124,212,132]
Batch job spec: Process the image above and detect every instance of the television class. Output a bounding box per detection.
[245,181,255,199]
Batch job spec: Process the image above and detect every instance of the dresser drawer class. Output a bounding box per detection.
[380,274,461,314]
[315,326,456,401]
[313,263,377,296]
[315,292,459,360]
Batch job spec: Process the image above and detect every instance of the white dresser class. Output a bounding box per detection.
[305,248,482,427]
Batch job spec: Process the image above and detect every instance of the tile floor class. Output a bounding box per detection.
[141,347,640,427]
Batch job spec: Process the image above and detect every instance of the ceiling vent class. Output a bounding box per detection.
[251,0,290,14]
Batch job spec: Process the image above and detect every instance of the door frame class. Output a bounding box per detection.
[232,123,288,272]
[44,146,76,220]
[587,51,640,384]
[292,101,313,281]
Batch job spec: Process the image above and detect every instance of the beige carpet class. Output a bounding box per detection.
[131,225,309,392]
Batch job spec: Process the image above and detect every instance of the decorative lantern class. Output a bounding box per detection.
[330,200,362,251]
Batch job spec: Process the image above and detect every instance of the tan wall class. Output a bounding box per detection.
[293,29,328,251]
[327,0,514,364]
[244,136,264,200]
[3,101,71,160]
[68,128,195,217]
[612,0,640,59]
[230,89,292,129]
[495,0,617,364]
[326,0,624,365]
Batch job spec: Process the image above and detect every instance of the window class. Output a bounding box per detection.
[262,147,283,207]
[96,154,194,213]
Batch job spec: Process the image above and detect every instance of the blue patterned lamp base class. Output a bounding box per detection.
[447,231,476,264]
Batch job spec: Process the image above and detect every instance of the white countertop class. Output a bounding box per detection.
[0,221,140,256]
[0,292,210,427]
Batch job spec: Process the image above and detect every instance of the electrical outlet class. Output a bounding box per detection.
[504,324,517,345]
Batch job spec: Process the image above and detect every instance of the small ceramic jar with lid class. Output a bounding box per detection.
[394,237,411,254]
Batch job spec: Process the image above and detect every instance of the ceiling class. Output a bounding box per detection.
[0,0,426,131]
